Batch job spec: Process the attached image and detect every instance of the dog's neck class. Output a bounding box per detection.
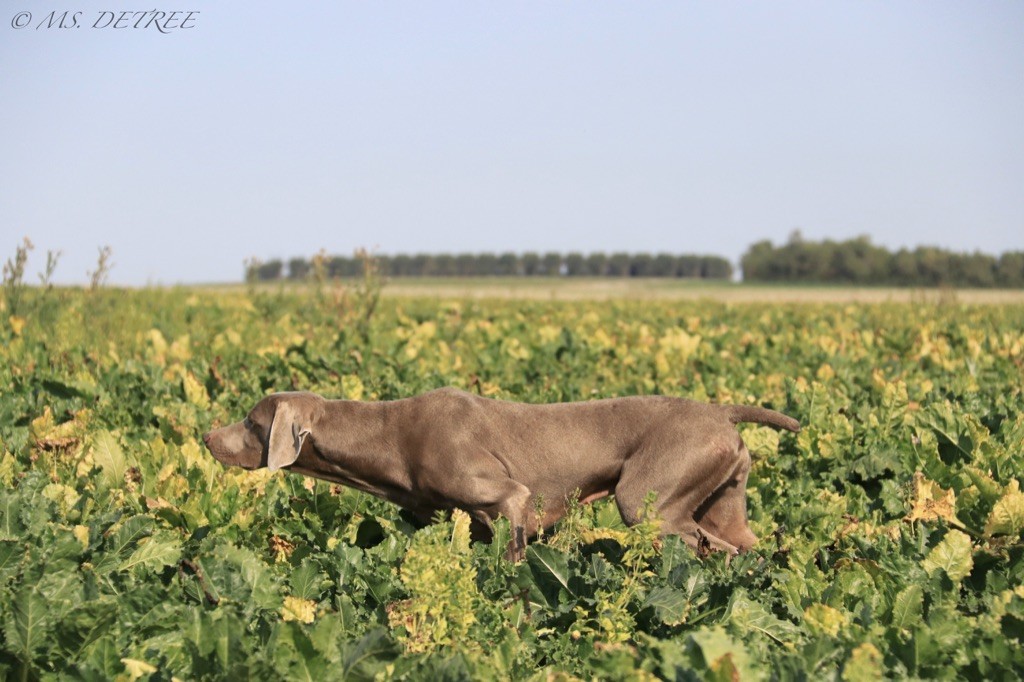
[287,400,413,502]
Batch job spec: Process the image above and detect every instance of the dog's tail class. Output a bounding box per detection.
[726,405,801,433]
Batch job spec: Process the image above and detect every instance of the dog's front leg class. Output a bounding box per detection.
[466,479,534,562]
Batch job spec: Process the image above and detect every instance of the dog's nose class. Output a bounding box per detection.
[202,432,211,446]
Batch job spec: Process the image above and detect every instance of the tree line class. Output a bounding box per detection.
[247,252,734,281]
[740,233,1024,288]
[244,237,1024,288]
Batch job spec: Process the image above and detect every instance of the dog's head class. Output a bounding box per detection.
[203,392,323,471]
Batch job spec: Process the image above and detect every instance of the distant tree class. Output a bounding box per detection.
[997,252,1024,287]
[676,255,701,278]
[410,253,431,277]
[914,247,950,287]
[388,254,411,277]
[829,236,888,283]
[476,253,498,276]
[541,252,563,276]
[521,252,541,276]
[890,249,918,286]
[328,256,358,278]
[564,252,587,276]
[740,236,1019,287]
[954,252,997,287]
[288,257,310,280]
[607,252,631,277]
[651,253,676,277]
[496,252,520,276]
[433,254,456,276]
[701,257,733,280]
[585,253,608,276]
[629,254,653,277]
[740,240,774,281]
[454,253,478,276]
[257,259,283,281]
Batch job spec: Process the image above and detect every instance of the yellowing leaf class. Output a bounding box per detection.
[742,426,779,456]
[922,529,974,583]
[690,627,756,680]
[41,483,80,514]
[502,337,531,360]
[803,603,847,638]
[450,508,471,552]
[146,329,168,365]
[182,372,210,409]
[342,374,364,401]
[90,431,127,489]
[842,643,884,682]
[168,334,192,363]
[281,596,316,623]
[29,407,56,441]
[709,652,741,682]
[578,528,632,545]
[9,315,26,336]
[985,480,1024,537]
[537,324,562,344]
[121,658,157,680]
[73,525,90,549]
[905,472,956,524]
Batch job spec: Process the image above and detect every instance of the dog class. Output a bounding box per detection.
[203,388,799,560]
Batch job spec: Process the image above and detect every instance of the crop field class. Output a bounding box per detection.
[1,283,1023,679]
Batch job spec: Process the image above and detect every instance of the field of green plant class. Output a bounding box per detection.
[2,282,1023,679]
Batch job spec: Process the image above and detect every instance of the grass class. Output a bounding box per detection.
[199,277,1024,304]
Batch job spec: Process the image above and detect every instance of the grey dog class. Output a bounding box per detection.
[203,388,799,559]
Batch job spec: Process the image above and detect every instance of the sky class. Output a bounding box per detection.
[1,1,1022,285]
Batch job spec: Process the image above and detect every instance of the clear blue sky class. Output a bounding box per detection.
[2,1,1022,285]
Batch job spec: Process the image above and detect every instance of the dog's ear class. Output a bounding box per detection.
[267,400,312,471]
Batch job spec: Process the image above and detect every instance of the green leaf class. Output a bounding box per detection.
[889,584,923,634]
[0,539,22,582]
[526,544,571,591]
[338,628,400,682]
[964,466,1003,505]
[94,515,154,573]
[0,491,25,540]
[274,622,327,680]
[644,585,690,626]
[658,535,691,582]
[689,626,757,680]
[55,598,119,658]
[203,542,281,611]
[922,529,974,583]
[290,560,328,601]
[4,587,50,665]
[120,531,181,573]
[730,590,801,644]
[514,544,572,609]
[984,480,1024,537]
[209,612,247,673]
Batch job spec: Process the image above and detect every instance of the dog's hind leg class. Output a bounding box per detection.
[614,432,751,555]
[692,442,758,551]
